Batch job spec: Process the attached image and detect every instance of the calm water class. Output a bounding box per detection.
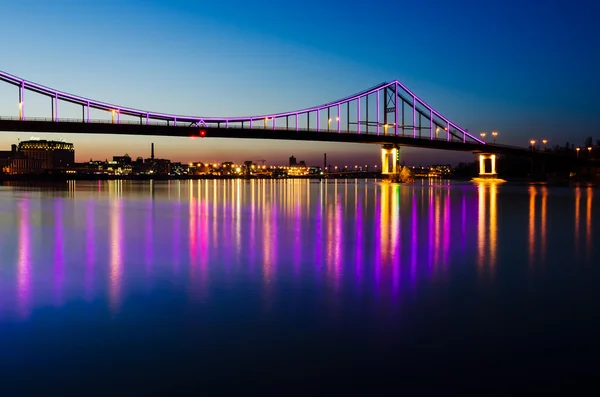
[0,179,598,394]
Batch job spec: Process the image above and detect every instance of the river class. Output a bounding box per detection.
[0,179,597,394]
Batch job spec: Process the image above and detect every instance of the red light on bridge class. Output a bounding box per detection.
[200,130,206,137]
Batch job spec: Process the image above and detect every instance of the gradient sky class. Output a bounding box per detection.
[0,0,598,166]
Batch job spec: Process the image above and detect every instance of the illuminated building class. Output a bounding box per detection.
[18,139,75,170]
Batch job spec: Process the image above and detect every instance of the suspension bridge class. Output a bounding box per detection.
[0,70,578,177]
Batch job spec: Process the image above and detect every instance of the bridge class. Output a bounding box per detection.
[0,70,588,178]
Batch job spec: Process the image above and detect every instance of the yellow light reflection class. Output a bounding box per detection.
[528,186,536,268]
[477,183,486,271]
[489,183,497,272]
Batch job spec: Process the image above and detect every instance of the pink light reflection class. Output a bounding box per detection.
[85,200,95,301]
[54,199,64,308]
[109,197,123,314]
[17,199,31,319]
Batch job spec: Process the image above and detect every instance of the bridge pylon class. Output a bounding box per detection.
[478,153,498,178]
[381,144,400,175]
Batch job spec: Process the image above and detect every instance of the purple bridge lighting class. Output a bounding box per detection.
[0,70,484,149]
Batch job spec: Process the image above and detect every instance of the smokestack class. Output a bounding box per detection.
[151,142,154,160]
[11,144,17,153]
[324,153,327,173]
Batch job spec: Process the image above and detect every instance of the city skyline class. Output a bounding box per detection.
[0,0,598,165]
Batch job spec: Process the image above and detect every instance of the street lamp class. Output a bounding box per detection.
[18,101,23,120]
[328,118,331,132]
[480,132,486,142]
[111,109,116,124]
[542,139,548,151]
[530,140,536,151]
[492,131,498,144]
[576,147,580,157]
[588,146,593,157]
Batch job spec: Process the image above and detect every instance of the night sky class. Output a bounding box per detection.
[0,0,598,166]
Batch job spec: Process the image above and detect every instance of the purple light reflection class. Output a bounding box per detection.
[173,198,181,276]
[85,200,95,301]
[410,193,417,286]
[586,187,593,261]
[443,191,450,267]
[109,197,123,314]
[315,182,324,281]
[17,198,31,319]
[145,197,153,281]
[53,199,64,308]
[200,189,209,291]
[374,183,383,287]
[188,181,199,295]
[434,189,441,270]
[293,190,301,278]
[427,189,435,274]
[355,186,364,288]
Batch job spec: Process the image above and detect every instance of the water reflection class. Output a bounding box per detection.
[17,198,31,319]
[109,193,123,314]
[476,183,498,275]
[575,188,581,256]
[0,180,597,321]
[587,187,593,260]
[86,200,95,301]
[529,186,536,267]
[54,199,64,307]
[540,187,547,263]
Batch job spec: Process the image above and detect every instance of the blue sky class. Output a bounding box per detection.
[0,0,598,165]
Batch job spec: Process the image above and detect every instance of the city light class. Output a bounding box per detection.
[480,132,486,142]
[492,131,498,144]
[530,140,536,151]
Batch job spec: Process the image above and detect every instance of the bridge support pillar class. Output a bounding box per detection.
[381,145,400,178]
[478,153,497,178]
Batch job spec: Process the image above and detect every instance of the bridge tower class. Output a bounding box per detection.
[381,144,400,176]
[478,153,497,178]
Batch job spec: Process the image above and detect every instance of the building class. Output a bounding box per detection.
[2,155,44,174]
[18,139,75,170]
[113,154,132,165]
